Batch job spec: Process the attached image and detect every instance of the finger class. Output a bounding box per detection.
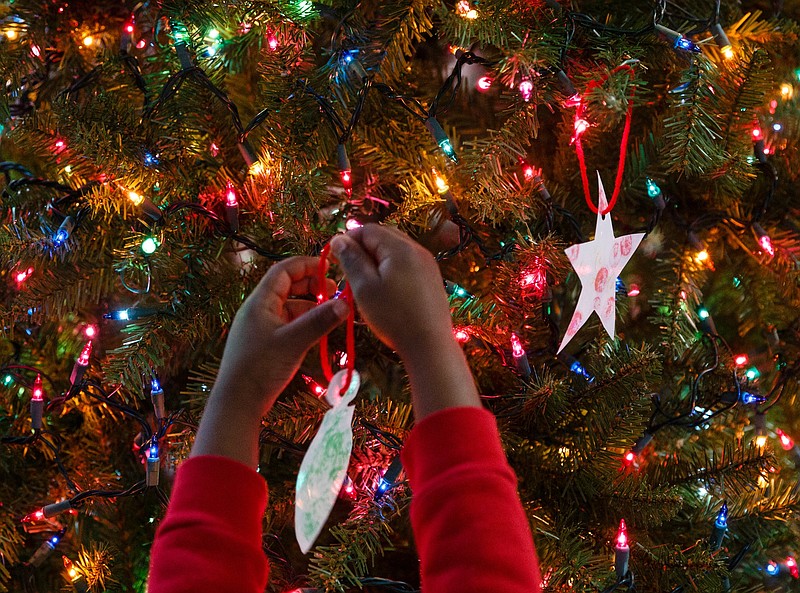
[330,234,380,294]
[276,299,349,356]
[351,223,417,265]
[254,257,335,313]
[284,299,315,321]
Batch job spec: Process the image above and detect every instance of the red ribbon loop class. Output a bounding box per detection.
[573,64,637,216]
[317,243,356,394]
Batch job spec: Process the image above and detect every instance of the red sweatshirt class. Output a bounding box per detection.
[148,407,540,592]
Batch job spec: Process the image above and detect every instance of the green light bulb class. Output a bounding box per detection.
[207,29,220,39]
[645,177,661,198]
[296,0,315,16]
[3,374,12,386]
[141,237,159,255]
[745,367,760,381]
[698,307,710,320]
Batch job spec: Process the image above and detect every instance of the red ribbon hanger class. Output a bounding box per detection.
[572,64,637,215]
[317,242,356,393]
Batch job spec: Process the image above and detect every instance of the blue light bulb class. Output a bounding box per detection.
[740,392,766,405]
[148,442,159,460]
[376,478,391,496]
[151,378,163,394]
[766,561,779,576]
[53,229,69,246]
[715,502,728,528]
[674,36,700,53]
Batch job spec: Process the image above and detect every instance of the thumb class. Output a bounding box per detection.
[330,234,378,294]
[278,299,348,355]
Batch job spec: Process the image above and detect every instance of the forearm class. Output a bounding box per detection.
[190,382,265,468]
[401,338,482,421]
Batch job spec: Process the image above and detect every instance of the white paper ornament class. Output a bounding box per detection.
[558,173,645,353]
[295,369,360,554]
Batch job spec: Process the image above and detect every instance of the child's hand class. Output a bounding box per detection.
[213,256,349,415]
[331,224,481,421]
[330,224,452,360]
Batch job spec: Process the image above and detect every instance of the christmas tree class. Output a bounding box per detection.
[2,0,800,591]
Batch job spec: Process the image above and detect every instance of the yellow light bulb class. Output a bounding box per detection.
[5,29,18,41]
[248,161,265,176]
[780,83,794,100]
[721,45,734,60]
[695,249,709,263]
[127,190,144,206]
[432,168,449,194]
[755,434,768,448]
[82,35,94,47]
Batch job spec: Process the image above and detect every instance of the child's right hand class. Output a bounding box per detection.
[330,224,453,360]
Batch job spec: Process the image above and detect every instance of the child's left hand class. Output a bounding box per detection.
[212,256,349,415]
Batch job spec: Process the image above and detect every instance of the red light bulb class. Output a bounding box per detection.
[225,184,238,207]
[624,451,636,465]
[267,33,278,51]
[787,556,799,579]
[15,267,33,284]
[84,324,97,338]
[734,354,748,366]
[22,508,45,522]
[340,170,352,196]
[453,327,470,343]
[77,341,92,366]
[510,333,525,358]
[616,519,628,548]
[752,127,763,140]
[32,374,44,402]
[125,23,134,34]
[777,429,794,450]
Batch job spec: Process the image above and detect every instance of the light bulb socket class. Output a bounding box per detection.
[614,546,630,579]
[711,23,731,51]
[709,523,727,551]
[151,389,166,420]
[556,69,577,98]
[43,500,72,518]
[631,432,654,455]
[238,140,258,167]
[30,399,44,430]
[654,24,681,44]
[140,198,163,221]
[225,203,240,233]
[146,457,160,486]
[336,143,351,172]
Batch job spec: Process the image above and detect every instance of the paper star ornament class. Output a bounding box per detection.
[558,173,645,353]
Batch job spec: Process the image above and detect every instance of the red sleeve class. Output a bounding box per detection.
[148,455,269,593]
[400,407,541,592]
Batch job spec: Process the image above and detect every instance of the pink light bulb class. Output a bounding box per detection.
[477,76,493,91]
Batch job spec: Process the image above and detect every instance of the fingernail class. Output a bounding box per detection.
[332,299,349,318]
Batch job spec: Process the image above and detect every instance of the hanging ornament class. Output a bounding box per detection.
[558,174,644,353]
[295,368,360,553]
[295,243,358,553]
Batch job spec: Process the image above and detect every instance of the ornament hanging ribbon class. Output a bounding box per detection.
[572,63,637,215]
[295,242,358,554]
[559,64,644,353]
